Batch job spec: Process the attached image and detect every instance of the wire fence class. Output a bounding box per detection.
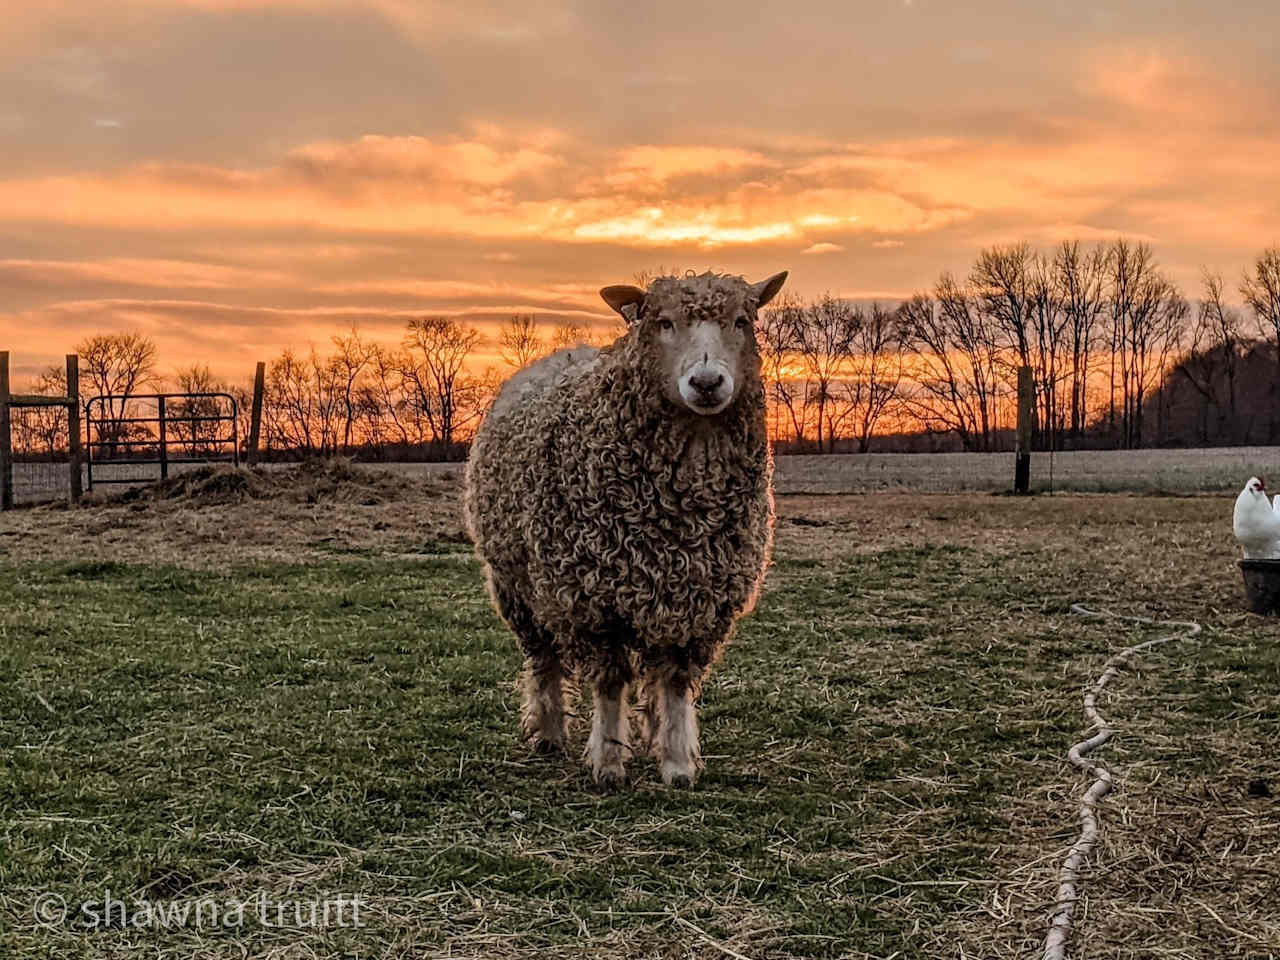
[376,447,1280,496]
[12,462,80,505]
[5,392,241,506]
[9,407,76,505]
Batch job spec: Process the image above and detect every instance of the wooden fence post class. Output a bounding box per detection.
[0,351,11,510]
[67,354,82,502]
[247,361,265,465]
[1015,365,1034,495]
[157,396,169,481]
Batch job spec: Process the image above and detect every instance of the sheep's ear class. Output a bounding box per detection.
[600,285,646,321]
[751,271,788,308]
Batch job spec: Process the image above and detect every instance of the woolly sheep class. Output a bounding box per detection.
[464,269,788,788]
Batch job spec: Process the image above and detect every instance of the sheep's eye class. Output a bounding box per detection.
[659,317,674,331]
[735,315,749,330]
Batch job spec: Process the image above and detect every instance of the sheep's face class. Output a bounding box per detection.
[601,270,787,417]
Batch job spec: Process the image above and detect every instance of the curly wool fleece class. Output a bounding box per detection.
[464,272,775,673]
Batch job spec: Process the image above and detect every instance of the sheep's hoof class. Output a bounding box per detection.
[595,769,627,792]
[530,736,565,756]
[661,762,697,788]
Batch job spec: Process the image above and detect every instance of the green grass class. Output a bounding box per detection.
[1,497,1277,958]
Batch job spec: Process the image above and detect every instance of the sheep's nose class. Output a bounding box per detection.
[690,371,725,395]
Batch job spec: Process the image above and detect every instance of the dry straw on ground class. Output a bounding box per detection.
[1,459,467,567]
[1,460,1276,958]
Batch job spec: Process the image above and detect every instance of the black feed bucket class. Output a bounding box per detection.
[1240,560,1280,615]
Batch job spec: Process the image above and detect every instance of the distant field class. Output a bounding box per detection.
[376,446,1280,496]
[771,447,1280,495]
[13,446,1279,505]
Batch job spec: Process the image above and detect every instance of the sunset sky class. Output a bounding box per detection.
[2,0,1278,384]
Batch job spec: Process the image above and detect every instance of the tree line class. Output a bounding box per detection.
[9,240,1280,459]
[9,314,616,461]
[763,240,1280,452]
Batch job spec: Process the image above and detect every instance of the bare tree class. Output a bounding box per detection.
[265,348,312,453]
[970,244,1077,449]
[402,316,483,449]
[758,292,808,446]
[839,302,907,452]
[363,344,415,447]
[1177,271,1244,442]
[171,362,224,455]
[971,242,1036,371]
[1053,241,1110,441]
[457,366,502,444]
[1241,247,1280,440]
[1106,239,1167,445]
[227,381,254,458]
[169,365,252,458]
[1118,269,1186,448]
[632,265,681,287]
[499,314,544,369]
[793,294,861,452]
[549,318,592,351]
[76,331,158,450]
[266,346,345,456]
[78,331,158,398]
[330,326,372,453]
[1149,287,1189,447]
[174,362,218,393]
[1031,252,1078,450]
[900,275,1003,451]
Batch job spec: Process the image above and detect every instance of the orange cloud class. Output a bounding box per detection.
[602,145,775,190]
[287,134,564,188]
[1,295,615,384]
[2,88,1277,282]
[0,257,294,291]
[0,131,971,248]
[4,32,1280,387]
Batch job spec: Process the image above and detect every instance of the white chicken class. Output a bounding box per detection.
[1233,476,1280,559]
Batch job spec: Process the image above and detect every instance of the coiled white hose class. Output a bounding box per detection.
[1042,604,1203,960]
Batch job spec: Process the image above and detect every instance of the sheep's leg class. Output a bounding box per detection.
[653,657,704,789]
[493,580,570,754]
[633,672,661,758]
[520,653,570,755]
[584,651,633,790]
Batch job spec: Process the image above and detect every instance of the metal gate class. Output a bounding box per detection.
[85,392,239,491]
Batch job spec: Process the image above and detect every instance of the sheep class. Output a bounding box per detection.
[464,269,788,788]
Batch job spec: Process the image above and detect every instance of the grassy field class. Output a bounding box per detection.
[1,462,1278,958]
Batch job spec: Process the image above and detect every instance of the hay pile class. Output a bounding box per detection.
[109,459,427,507]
